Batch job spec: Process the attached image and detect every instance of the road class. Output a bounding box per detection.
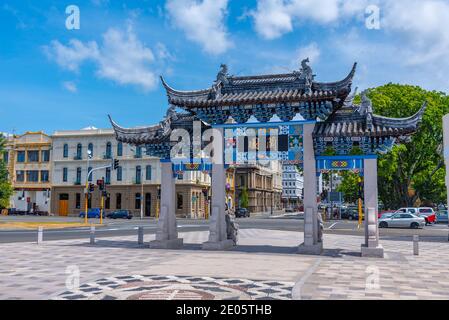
[1,215,448,243]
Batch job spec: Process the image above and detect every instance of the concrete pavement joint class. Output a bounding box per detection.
[291,258,322,300]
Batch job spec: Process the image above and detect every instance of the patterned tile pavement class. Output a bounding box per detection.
[1,229,449,300]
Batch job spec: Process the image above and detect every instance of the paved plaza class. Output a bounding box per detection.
[1,229,449,300]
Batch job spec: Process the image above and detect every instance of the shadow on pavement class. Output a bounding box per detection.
[63,239,362,259]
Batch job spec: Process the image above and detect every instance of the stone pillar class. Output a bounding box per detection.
[150,161,183,249]
[298,123,323,255]
[361,158,384,258]
[203,127,234,250]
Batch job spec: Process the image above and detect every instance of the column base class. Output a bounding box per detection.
[149,238,183,249]
[202,239,235,251]
[361,244,384,258]
[298,242,323,255]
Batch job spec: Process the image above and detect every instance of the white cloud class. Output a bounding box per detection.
[44,39,99,72]
[250,0,377,39]
[295,43,321,65]
[165,0,232,55]
[62,81,78,93]
[382,0,449,66]
[45,26,163,91]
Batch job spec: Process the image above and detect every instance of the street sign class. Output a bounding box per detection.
[328,192,343,203]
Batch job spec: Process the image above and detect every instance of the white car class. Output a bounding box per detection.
[379,213,425,229]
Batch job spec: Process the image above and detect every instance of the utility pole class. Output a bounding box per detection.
[84,149,92,225]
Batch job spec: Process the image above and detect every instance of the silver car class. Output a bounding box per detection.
[379,213,425,229]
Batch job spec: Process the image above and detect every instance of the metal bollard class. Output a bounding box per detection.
[138,227,144,245]
[413,235,419,256]
[37,226,43,244]
[90,226,95,245]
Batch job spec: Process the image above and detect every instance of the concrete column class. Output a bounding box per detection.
[361,158,384,258]
[298,123,322,255]
[150,161,183,249]
[203,127,234,250]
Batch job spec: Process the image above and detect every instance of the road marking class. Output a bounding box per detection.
[292,258,322,300]
[327,222,338,230]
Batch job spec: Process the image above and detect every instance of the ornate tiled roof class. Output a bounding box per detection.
[313,91,427,138]
[161,60,357,109]
[108,107,198,146]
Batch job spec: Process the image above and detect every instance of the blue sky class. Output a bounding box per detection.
[1,0,448,134]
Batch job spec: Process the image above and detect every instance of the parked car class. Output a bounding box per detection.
[379,213,425,229]
[106,210,133,219]
[378,210,396,219]
[417,207,436,225]
[341,208,360,220]
[285,207,296,213]
[436,210,448,224]
[235,208,250,218]
[380,212,395,220]
[79,208,104,219]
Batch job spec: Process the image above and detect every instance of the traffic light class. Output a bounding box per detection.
[358,177,364,199]
[88,183,95,193]
[112,159,120,170]
[97,179,105,191]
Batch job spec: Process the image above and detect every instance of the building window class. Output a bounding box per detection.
[26,170,39,182]
[41,150,50,162]
[63,168,68,182]
[27,150,39,162]
[75,193,81,209]
[88,167,93,182]
[105,167,111,184]
[116,166,122,181]
[40,170,49,182]
[177,173,183,180]
[146,165,152,180]
[16,170,25,182]
[88,143,94,157]
[63,144,69,158]
[3,151,8,163]
[135,146,142,158]
[135,193,141,210]
[17,151,25,163]
[117,142,123,157]
[136,166,141,184]
[76,167,82,184]
[105,196,110,210]
[76,144,82,159]
[116,193,122,209]
[177,193,183,210]
[105,142,112,159]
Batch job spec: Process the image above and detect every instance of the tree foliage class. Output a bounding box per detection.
[342,84,449,209]
[240,186,249,209]
[0,134,13,209]
[336,171,360,204]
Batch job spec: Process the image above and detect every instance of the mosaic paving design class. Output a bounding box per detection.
[53,275,294,300]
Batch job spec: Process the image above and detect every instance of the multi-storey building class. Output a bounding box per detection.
[50,128,211,218]
[282,164,304,208]
[234,162,283,213]
[4,132,52,213]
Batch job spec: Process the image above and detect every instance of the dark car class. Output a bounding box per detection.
[341,208,361,220]
[235,208,250,218]
[107,210,133,219]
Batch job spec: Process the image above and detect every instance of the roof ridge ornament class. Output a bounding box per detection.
[297,58,315,94]
[215,64,230,85]
[359,90,374,129]
[343,87,358,107]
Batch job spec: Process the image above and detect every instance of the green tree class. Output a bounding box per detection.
[366,84,449,208]
[240,186,249,209]
[336,171,360,204]
[0,134,13,209]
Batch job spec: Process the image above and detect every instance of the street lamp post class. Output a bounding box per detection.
[84,149,92,225]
